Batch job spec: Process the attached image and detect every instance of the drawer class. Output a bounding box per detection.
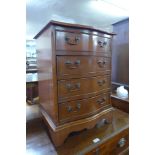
[108,129,129,155]
[87,128,129,155]
[92,35,111,53]
[55,31,111,54]
[58,75,111,102]
[57,56,111,79]
[56,31,91,52]
[59,93,111,123]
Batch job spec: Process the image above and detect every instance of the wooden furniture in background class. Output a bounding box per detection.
[111,93,129,113]
[111,82,129,113]
[26,108,129,155]
[34,20,115,146]
[26,73,39,104]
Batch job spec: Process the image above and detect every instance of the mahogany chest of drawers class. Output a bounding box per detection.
[34,20,114,146]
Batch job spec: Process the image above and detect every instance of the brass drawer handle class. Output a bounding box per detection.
[97,80,105,86]
[67,106,72,112]
[67,103,81,113]
[66,83,80,91]
[97,60,106,67]
[65,36,80,45]
[65,60,80,69]
[98,40,107,47]
[76,83,80,88]
[73,102,81,113]
[118,138,126,148]
[76,102,81,110]
[97,98,105,105]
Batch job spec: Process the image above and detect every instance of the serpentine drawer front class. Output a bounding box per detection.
[56,31,91,52]
[59,92,111,123]
[56,30,111,54]
[57,56,111,79]
[92,35,111,53]
[58,75,111,102]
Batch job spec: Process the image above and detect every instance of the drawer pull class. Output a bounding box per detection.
[118,138,126,148]
[97,60,106,67]
[98,40,107,47]
[65,60,72,65]
[67,106,72,112]
[66,83,80,91]
[65,36,80,45]
[76,102,81,109]
[66,83,72,89]
[76,83,80,89]
[97,80,105,86]
[97,98,105,105]
[65,60,80,69]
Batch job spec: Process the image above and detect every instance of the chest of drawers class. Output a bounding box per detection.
[35,21,114,146]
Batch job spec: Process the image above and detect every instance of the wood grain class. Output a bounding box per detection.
[59,92,111,123]
[58,75,111,102]
[57,55,111,79]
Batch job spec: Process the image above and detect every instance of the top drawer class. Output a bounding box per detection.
[55,31,111,53]
[56,31,91,52]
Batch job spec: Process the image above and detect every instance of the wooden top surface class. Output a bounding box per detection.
[34,20,115,39]
[55,108,129,155]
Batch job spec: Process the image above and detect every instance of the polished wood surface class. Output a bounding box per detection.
[26,108,129,155]
[57,56,111,79]
[59,92,111,123]
[36,26,59,125]
[58,75,111,102]
[56,30,111,53]
[92,35,112,53]
[86,128,128,155]
[34,20,115,39]
[56,30,92,52]
[42,107,113,146]
[36,21,113,146]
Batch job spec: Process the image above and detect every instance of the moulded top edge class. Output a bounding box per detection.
[34,20,116,39]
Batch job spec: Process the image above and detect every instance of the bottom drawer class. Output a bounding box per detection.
[86,128,129,155]
[59,92,111,123]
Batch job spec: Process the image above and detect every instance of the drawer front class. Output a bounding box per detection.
[58,75,111,102]
[57,56,111,79]
[56,31,91,52]
[56,31,112,54]
[59,93,111,122]
[92,35,111,53]
[86,128,129,155]
[108,129,129,155]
